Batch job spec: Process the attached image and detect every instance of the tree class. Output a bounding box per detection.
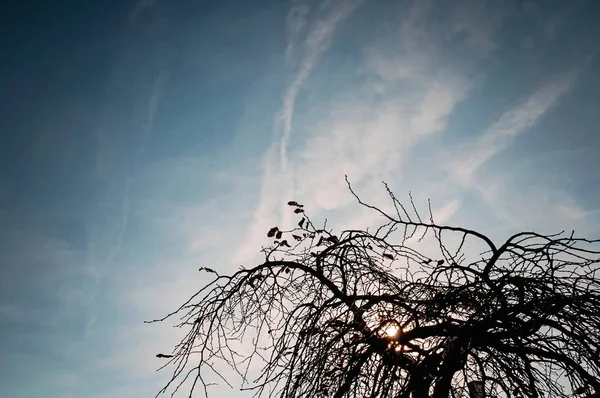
[149,178,600,398]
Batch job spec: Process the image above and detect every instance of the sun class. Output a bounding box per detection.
[383,324,400,337]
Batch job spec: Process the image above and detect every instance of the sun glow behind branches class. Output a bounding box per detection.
[384,324,400,337]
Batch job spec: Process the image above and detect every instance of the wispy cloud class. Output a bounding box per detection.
[77,0,172,366]
[278,0,366,170]
[246,0,491,239]
[284,0,311,64]
[237,0,365,262]
[90,0,170,280]
[240,0,599,267]
[436,70,592,234]
[450,71,578,184]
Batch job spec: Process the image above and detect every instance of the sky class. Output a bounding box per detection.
[1,0,599,397]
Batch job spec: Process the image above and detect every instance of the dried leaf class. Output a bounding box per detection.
[248,276,257,287]
[326,236,339,244]
[276,231,283,239]
[267,227,278,238]
[287,201,298,206]
[294,208,304,214]
[298,218,305,228]
[156,353,174,359]
[292,234,302,241]
[437,259,444,266]
[280,240,291,247]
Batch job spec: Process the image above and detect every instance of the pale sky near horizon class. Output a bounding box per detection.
[1,0,600,397]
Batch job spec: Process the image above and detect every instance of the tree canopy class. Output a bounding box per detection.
[149,179,600,398]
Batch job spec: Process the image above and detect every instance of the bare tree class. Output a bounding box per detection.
[149,178,600,398]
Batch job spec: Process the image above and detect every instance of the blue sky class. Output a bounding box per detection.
[1,0,599,397]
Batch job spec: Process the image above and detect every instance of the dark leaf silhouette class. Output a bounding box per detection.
[294,208,304,214]
[156,353,174,359]
[280,240,291,248]
[326,235,339,245]
[437,259,444,266]
[267,227,278,238]
[276,231,283,240]
[298,218,305,228]
[382,253,394,260]
[292,234,302,241]
[288,201,298,206]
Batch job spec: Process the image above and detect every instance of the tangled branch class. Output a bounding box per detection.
[149,179,600,398]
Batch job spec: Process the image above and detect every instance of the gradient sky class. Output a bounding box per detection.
[1,0,600,397]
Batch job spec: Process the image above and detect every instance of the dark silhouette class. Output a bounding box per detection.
[156,353,174,359]
[149,178,600,398]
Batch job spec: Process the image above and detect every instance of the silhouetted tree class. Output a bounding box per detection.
[149,178,600,398]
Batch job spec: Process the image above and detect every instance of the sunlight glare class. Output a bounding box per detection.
[384,324,400,337]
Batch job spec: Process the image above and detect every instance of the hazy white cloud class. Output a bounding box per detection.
[237,0,366,263]
[284,1,311,64]
[435,69,596,236]
[237,0,490,263]
[279,0,366,171]
[472,174,599,236]
[238,0,598,270]
[295,77,467,208]
[450,71,578,184]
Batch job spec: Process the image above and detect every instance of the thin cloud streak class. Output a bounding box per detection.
[451,71,579,184]
[438,70,596,235]
[83,0,170,345]
[279,0,365,173]
[237,0,364,263]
